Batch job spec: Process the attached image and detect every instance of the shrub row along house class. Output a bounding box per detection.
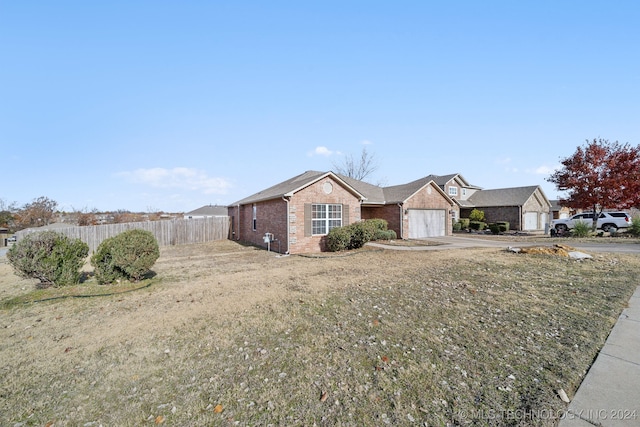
[228,171,551,254]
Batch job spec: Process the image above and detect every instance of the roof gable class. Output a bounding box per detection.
[231,171,366,205]
[383,176,453,204]
[467,186,549,207]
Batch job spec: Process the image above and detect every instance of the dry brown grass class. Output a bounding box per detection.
[1,240,638,426]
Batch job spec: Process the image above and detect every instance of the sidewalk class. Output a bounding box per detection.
[558,286,640,427]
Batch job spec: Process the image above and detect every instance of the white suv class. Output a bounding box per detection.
[552,212,631,233]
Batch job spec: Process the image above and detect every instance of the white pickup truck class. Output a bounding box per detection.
[552,211,631,233]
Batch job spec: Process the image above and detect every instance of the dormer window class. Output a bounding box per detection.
[448,186,458,196]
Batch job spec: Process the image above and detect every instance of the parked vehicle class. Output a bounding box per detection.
[552,212,631,233]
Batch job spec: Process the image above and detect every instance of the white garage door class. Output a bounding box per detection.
[408,209,446,238]
[524,212,538,230]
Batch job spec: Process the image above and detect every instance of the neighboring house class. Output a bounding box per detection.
[228,170,455,254]
[459,186,552,231]
[184,205,229,219]
[549,200,573,220]
[426,173,483,222]
[340,174,455,240]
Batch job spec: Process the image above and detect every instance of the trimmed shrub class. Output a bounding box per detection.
[496,221,510,232]
[7,231,89,287]
[327,226,352,252]
[489,223,501,235]
[629,217,640,237]
[572,221,591,238]
[374,229,397,240]
[366,218,388,233]
[326,219,393,252]
[469,221,486,231]
[91,229,160,285]
[348,221,377,249]
[458,218,470,229]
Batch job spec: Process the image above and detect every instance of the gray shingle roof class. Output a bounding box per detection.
[230,170,544,209]
[185,205,228,216]
[383,176,435,203]
[334,174,386,204]
[230,171,366,205]
[466,186,546,207]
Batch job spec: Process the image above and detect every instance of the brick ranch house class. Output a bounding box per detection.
[228,171,455,254]
[228,170,551,254]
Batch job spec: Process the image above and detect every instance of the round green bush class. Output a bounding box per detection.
[348,221,377,249]
[628,217,640,237]
[326,226,351,252]
[91,229,160,284]
[7,230,89,287]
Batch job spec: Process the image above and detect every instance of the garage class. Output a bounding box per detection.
[524,212,538,231]
[408,209,446,238]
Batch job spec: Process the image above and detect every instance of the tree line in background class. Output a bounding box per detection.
[0,196,173,233]
[2,138,638,234]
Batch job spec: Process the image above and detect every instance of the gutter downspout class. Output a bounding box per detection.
[282,196,291,254]
[236,204,240,241]
[398,203,404,239]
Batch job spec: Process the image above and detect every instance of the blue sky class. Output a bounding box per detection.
[1,1,639,213]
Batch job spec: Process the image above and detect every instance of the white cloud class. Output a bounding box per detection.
[361,140,373,145]
[116,167,231,195]
[533,164,560,175]
[308,146,334,156]
[495,157,512,165]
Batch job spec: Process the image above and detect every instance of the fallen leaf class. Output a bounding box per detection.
[558,389,570,403]
[381,356,389,363]
[320,391,328,402]
[155,415,165,424]
[214,404,224,413]
[45,422,54,427]
[372,319,380,326]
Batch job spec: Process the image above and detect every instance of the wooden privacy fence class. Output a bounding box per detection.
[15,217,230,253]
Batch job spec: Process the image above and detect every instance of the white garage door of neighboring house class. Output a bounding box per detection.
[408,209,446,238]
[524,212,538,230]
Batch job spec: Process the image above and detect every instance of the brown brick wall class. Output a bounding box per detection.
[362,205,402,236]
[229,199,288,252]
[288,177,361,254]
[402,183,453,238]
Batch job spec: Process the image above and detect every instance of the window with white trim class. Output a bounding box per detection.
[252,204,257,231]
[312,203,342,235]
[448,186,458,196]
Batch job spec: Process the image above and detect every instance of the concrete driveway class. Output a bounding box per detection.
[368,235,640,254]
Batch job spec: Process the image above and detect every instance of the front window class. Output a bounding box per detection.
[312,203,342,235]
[448,186,458,196]
[252,205,257,230]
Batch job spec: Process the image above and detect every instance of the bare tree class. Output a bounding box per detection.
[332,147,380,182]
[15,196,58,229]
[0,198,17,229]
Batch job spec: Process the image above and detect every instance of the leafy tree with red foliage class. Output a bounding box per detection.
[547,138,640,231]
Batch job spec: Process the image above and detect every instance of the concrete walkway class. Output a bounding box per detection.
[558,286,640,427]
[367,235,640,254]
